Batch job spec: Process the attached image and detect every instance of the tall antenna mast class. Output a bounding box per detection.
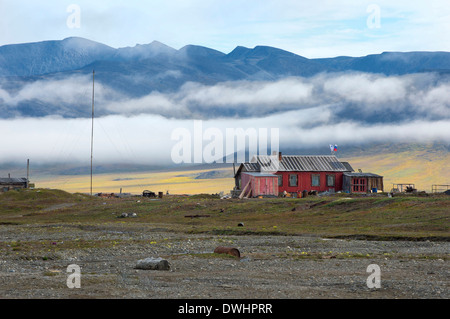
[27,159,30,189]
[90,70,95,196]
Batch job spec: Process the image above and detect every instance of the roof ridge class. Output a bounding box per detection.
[255,154,338,157]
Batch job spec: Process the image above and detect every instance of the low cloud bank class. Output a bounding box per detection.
[0,112,448,166]
[0,71,449,165]
[1,72,449,122]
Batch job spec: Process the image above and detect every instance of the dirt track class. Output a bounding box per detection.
[0,223,448,299]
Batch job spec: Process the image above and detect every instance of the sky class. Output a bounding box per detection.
[1,0,450,58]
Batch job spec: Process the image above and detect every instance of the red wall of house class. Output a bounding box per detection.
[276,171,344,195]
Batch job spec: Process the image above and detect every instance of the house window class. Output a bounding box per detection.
[278,175,283,186]
[352,178,367,192]
[289,174,297,187]
[326,175,335,187]
[311,174,320,187]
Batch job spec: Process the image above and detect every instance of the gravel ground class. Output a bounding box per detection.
[0,224,448,299]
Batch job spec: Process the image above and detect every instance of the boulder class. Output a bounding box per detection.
[135,257,170,270]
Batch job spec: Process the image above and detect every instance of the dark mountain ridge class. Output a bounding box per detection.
[0,37,449,119]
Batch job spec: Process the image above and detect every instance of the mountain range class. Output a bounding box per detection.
[2,37,450,77]
[0,37,449,118]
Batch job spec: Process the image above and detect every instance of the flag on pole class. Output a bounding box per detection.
[330,144,338,152]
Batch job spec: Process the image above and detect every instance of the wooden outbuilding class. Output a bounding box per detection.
[342,172,384,193]
[0,177,28,192]
[239,172,278,198]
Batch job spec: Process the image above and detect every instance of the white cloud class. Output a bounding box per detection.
[1,71,449,166]
[322,73,409,104]
[2,72,449,121]
[0,74,120,107]
[410,83,450,117]
[178,78,313,110]
[0,113,449,166]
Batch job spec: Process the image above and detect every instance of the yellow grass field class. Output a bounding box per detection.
[32,147,449,195]
[341,147,450,193]
[34,167,235,195]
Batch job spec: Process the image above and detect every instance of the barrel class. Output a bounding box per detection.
[214,246,241,258]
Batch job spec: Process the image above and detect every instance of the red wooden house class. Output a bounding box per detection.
[234,152,364,198]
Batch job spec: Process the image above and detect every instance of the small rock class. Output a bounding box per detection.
[135,257,170,271]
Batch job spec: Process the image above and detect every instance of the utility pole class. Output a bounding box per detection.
[90,70,95,196]
[27,159,30,188]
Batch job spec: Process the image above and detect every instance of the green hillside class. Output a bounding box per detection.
[1,188,448,240]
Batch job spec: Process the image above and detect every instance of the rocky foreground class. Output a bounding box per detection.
[0,223,448,299]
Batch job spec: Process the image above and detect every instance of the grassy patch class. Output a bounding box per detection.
[0,189,449,240]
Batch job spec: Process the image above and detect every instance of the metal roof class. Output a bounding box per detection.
[344,172,383,178]
[241,162,260,172]
[242,172,278,177]
[340,161,354,172]
[0,177,28,184]
[251,155,349,172]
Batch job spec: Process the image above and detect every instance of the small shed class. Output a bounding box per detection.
[142,190,157,198]
[343,173,383,193]
[0,177,28,192]
[240,172,278,198]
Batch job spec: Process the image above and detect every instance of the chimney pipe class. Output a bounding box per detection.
[278,152,282,162]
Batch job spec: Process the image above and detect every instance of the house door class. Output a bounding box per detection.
[258,178,274,196]
[259,178,267,195]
